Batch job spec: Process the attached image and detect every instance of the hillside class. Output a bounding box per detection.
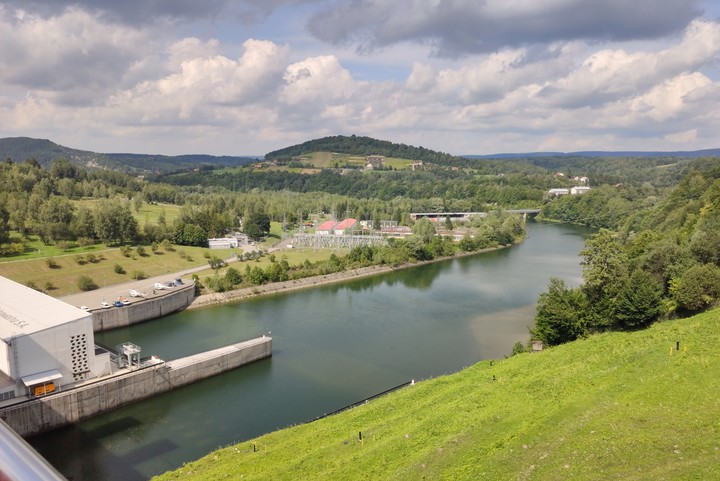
[0,137,256,173]
[155,308,720,480]
[264,135,459,164]
[0,137,111,169]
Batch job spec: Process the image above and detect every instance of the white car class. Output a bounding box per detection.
[80,305,90,311]
[129,289,146,298]
[154,282,168,290]
[100,301,111,309]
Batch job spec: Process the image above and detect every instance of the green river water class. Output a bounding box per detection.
[29,221,591,480]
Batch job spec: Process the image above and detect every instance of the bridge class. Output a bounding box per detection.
[411,209,541,221]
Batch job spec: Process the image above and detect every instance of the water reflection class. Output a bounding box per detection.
[31,222,591,481]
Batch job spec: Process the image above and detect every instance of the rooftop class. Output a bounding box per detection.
[0,276,90,340]
[333,218,358,230]
[316,220,338,231]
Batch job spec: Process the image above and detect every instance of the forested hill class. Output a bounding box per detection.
[264,135,460,164]
[0,137,256,173]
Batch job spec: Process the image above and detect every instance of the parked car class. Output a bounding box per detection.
[129,289,146,298]
[100,301,111,309]
[154,282,168,290]
[80,306,90,311]
[113,300,124,308]
[174,278,184,285]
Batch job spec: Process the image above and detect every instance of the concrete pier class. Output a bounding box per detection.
[0,336,272,437]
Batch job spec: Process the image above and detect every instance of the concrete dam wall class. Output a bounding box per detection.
[0,336,272,437]
[92,282,196,331]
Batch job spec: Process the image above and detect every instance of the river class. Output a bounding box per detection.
[29,221,591,481]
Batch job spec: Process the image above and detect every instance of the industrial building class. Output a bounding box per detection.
[0,276,111,403]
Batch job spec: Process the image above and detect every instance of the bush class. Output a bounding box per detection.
[46,258,60,269]
[74,254,86,265]
[120,245,132,257]
[161,239,175,252]
[224,267,242,286]
[77,237,94,248]
[114,263,126,274]
[77,276,98,291]
[136,245,147,257]
[44,281,56,291]
[26,281,41,291]
[130,270,147,280]
[86,253,97,263]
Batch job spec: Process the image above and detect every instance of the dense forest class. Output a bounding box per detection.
[532,159,720,346]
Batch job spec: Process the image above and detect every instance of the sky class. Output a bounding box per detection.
[1,0,720,156]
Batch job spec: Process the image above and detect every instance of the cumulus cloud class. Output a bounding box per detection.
[1,1,719,155]
[0,7,160,105]
[108,39,289,125]
[307,0,702,56]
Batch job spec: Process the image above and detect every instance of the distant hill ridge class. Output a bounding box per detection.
[266,135,720,163]
[264,135,459,164]
[464,148,720,159]
[0,137,256,173]
[2,136,718,173]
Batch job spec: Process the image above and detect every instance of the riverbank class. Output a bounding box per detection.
[188,245,513,309]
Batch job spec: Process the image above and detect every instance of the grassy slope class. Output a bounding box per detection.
[154,309,720,481]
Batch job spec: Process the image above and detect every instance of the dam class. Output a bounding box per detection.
[0,336,272,437]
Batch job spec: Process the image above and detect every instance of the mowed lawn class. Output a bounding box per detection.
[0,245,235,297]
[154,308,720,481]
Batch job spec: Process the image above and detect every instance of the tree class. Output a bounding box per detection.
[531,278,587,346]
[94,201,139,246]
[580,229,628,329]
[244,211,271,241]
[38,196,75,243]
[670,263,720,312]
[613,270,663,329]
[412,217,436,243]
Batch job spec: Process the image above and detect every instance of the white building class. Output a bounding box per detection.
[0,276,110,402]
[208,237,239,249]
[548,188,570,196]
[571,186,591,195]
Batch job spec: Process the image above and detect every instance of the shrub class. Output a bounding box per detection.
[46,258,60,269]
[114,263,126,274]
[56,241,71,252]
[161,239,175,252]
[86,253,97,263]
[136,245,147,257]
[77,237,94,248]
[77,276,98,291]
[44,281,56,291]
[130,270,147,280]
[224,267,242,286]
[26,281,40,291]
[151,242,159,253]
[120,245,132,257]
[178,250,187,259]
[74,254,86,265]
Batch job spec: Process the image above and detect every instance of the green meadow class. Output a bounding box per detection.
[154,308,720,480]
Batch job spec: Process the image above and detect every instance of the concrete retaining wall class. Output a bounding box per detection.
[92,282,196,331]
[0,337,271,437]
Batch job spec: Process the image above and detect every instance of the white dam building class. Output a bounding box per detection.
[0,276,111,402]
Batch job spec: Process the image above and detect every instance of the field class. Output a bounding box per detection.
[154,308,720,481]
[0,244,236,296]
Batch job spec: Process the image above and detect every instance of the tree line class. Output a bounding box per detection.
[532,159,720,346]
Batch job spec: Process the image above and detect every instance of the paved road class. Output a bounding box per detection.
[60,255,237,311]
